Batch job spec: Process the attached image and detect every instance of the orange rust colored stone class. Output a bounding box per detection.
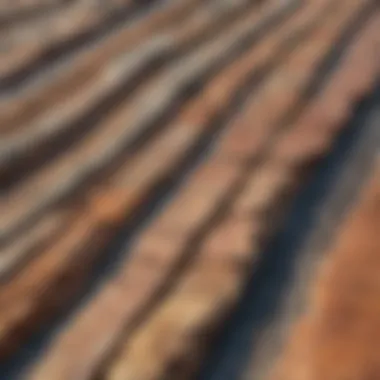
[270,163,380,380]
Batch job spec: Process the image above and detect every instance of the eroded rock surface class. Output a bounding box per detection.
[0,0,379,378]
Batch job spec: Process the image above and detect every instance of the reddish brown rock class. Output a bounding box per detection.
[270,163,380,380]
[0,0,379,379]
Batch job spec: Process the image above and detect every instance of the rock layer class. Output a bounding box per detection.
[270,162,380,380]
[0,0,379,379]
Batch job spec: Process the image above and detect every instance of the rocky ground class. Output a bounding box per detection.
[0,0,379,379]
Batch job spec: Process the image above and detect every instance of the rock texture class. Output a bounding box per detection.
[270,162,380,380]
[0,0,379,379]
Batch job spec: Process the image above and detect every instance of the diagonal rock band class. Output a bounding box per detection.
[0,0,379,379]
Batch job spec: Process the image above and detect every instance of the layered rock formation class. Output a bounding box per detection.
[0,0,379,379]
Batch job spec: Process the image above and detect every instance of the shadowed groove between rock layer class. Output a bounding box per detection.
[0,1,379,379]
[196,84,380,380]
[0,0,299,191]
